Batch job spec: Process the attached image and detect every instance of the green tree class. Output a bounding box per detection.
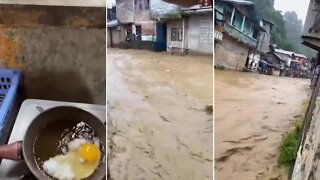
[251,0,316,59]
[283,11,317,58]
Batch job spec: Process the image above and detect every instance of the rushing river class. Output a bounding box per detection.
[215,70,311,180]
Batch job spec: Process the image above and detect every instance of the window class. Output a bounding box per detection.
[171,28,177,41]
[135,0,149,11]
[232,11,242,29]
[171,28,183,41]
[252,28,259,40]
[146,0,149,10]
[224,10,232,23]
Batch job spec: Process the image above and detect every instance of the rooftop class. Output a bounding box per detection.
[219,0,254,6]
[262,18,274,25]
[275,48,294,56]
[107,19,118,28]
[274,48,307,59]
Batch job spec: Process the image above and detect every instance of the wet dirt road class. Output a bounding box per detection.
[107,48,213,180]
[215,70,311,180]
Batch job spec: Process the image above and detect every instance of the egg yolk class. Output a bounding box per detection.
[79,144,100,163]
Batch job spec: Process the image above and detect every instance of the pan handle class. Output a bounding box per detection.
[0,141,23,160]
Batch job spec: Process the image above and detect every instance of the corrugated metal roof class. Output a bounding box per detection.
[220,0,254,5]
[107,19,118,28]
[272,52,287,62]
[295,53,308,59]
[274,48,307,59]
[275,49,294,56]
[261,18,274,25]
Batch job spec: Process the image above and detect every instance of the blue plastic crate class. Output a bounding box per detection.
[0,69,22,143]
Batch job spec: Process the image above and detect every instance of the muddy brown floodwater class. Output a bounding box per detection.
[215,70,311,180]
[107,48,213,180]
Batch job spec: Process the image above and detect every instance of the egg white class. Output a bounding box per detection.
[43,139,100,180]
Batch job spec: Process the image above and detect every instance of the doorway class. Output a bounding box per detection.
[155,22,167,52]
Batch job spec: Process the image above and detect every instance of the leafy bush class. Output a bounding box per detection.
[278,117,304,166]
[278,131,299,166]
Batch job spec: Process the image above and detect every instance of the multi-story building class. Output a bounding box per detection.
[214,0,266,70]
[111,0,213,54]
[291,0,320,178]
[112,0,155,49]
[150,0,213,54]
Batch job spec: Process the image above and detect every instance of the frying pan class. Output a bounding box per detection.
[0,106,106,179]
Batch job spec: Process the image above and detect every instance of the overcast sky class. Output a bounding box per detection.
[274,0,310,24]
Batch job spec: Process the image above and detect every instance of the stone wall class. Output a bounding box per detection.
[0,5,106,104]
[214,35,250,70]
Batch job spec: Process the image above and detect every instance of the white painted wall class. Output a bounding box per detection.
[187,14,213,54]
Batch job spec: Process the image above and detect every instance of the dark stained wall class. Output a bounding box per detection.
[0,5,106,104]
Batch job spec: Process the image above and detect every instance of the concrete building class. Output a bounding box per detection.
[150,0,213,54]
[214,7,224,42]
[149,0,181,52]
[301,0,320,52]
[214,0,265,70]
[107,6,120,47]
[111,0,212,54]
[257,19,274,53]
[291,0,320,172]
[180,3,213,54]
[247,19,274,71]
[273,48,307,68]
[291,0,320,175]
[113,0,155,50]
[107,19,121,48]
[265,43,310,77]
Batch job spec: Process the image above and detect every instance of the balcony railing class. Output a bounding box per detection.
[224,23,257,47]
[215,30,223,41]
